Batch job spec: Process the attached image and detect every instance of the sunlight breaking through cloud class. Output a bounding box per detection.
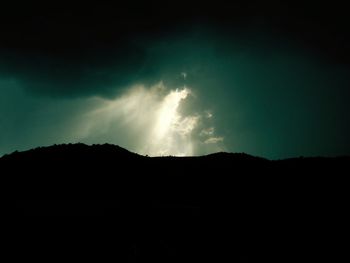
[147,87,198,156]
[78,82,224,156]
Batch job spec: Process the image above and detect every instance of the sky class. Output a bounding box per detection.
[0,1,349,158]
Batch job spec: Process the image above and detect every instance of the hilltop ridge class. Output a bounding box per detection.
[6,144,349,261]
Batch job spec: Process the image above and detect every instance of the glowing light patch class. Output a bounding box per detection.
[78,82,223,156]
[153,89,189,140]
[146,88,198,156]
[200,127,214,136]
[204,137,224,144]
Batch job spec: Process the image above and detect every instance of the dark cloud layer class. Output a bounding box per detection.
[1,1,350,97]
[1,0,350,158]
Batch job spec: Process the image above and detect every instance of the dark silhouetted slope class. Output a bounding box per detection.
[3,144,349,262]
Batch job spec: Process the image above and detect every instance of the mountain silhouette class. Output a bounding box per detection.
[4,144,349,262]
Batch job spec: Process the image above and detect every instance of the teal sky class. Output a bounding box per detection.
[0,2,349,158]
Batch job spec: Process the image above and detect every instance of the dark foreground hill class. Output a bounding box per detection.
[3,144,349,262]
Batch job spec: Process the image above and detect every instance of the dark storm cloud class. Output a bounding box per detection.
[0,2,165,97]
[0,44,147,97]
[1,1,350,98]
[1,0,350,158]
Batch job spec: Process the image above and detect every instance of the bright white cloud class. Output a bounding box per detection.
[204,110,213,119]
[204,137,224,144]
[152,88,190,141]
[200,127,214,136]
[76,82,223,156]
